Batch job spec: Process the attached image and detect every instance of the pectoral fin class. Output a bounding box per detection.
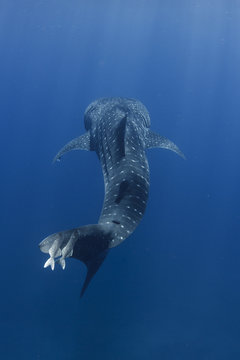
[145,130,185,159]
[53,132,92,163]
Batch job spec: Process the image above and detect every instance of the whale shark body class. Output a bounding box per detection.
[39,97,184,296]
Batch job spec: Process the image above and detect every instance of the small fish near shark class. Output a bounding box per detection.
[39,97,185,296]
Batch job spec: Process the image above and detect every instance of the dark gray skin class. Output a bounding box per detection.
[39,97,184,296]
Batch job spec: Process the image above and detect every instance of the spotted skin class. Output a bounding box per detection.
[83,98,150,247]
[39,97,184,296]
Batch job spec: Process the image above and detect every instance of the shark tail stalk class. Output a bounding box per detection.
[39,224,113,297]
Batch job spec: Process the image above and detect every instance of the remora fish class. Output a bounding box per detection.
[39,97,184,296]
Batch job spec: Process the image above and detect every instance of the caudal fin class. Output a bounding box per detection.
[39,224,113,296]
[80,250,108,297]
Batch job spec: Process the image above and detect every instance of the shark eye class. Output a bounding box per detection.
[112,220,120,225]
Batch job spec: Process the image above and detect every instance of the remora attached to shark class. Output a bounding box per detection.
[39,97,184,296]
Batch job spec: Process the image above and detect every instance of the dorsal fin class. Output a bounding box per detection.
[115,115,127,159]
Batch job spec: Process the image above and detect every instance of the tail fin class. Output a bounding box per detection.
[80,249,108,297]
[39,224,113,296]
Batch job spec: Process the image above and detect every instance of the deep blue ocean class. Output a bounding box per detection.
[1,1,240,359]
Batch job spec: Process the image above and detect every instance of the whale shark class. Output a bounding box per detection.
[39,97,184,296]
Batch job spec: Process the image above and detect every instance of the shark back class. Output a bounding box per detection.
[85,98,150,247]
[39,97,185,296]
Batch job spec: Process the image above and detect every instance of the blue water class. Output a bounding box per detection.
[1,1,240,359]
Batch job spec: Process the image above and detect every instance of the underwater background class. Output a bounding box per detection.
[1,0,240,359]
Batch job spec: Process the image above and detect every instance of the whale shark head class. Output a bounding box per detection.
[84,97,151,131]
